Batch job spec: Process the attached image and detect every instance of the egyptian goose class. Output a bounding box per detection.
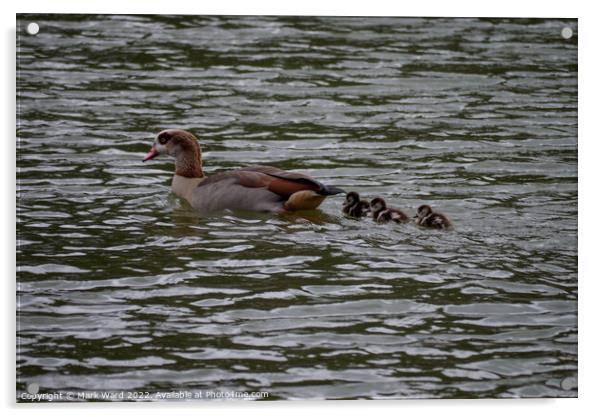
[414,204,452,229]
[370,197,409,224]
[142,129,344,213]
[342,192,370,218]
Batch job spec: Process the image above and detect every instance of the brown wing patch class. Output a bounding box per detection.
[268,178,319,197]
[196,168,322,199]
[231,171,272,189]
[238,166,324,190]
[196,171,270,189]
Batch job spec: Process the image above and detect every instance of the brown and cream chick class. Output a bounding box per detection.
[414,204,452,230]
[342,192,370,218]
[370,197,409,224]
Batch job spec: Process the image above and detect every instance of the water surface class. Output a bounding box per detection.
[16,15,577,400]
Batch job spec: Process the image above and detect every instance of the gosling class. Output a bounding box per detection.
[342,192,371,218]
[370,197,409,224]
[414,204,452,230]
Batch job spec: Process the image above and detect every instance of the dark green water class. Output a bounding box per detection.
[16,15,577,400]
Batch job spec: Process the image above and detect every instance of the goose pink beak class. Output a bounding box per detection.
[143,145,159,162]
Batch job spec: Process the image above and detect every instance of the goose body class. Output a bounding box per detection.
[143,129,344,213]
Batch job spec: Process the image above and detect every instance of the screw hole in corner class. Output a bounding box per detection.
[26,22,40,36]
[561,27,573,40]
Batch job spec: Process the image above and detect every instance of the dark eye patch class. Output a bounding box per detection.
[158,133,170,145]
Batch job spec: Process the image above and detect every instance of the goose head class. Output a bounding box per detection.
[415,204,433,219]
[343,191,360,207]
[143,129,204,178]
[143,129,200,161]
[370,197,387,214]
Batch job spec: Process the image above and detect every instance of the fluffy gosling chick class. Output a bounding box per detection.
[414,204,452,230]
[370,197,409,224]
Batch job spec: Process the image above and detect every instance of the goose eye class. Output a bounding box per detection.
[158,133,171,145]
